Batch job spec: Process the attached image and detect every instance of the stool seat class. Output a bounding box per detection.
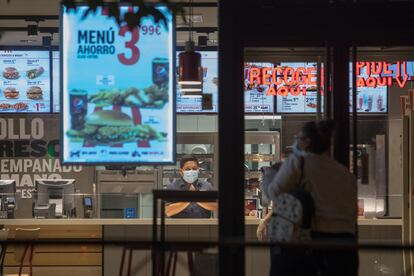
[14,228,40,276]
[118,246,197,276]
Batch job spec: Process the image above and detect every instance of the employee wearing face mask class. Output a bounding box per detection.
[165,156,217,218]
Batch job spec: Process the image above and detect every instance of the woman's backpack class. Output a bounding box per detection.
[268,156,315,242]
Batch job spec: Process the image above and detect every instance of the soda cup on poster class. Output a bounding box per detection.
[152,57,169,86]
[358,94,363,110]
[377,95,383,111]
[367,95,373,112]
[203,67,208,80]
[69,89,88,130]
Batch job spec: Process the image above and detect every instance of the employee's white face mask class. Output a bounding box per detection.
[183,170,199,184]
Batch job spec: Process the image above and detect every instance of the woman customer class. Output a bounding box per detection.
[264,120,358,276]
[256,162,282,241]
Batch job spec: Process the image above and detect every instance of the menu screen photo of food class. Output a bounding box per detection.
[276,62,323,113]
[244,62,275,113]
[350,62,388,113]
[62,5,174,164]
[0,50,51,112]
[176,51,218,113]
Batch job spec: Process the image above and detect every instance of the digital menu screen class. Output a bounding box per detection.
[62,6,174,164]
[52,51,60,112]
[350,62,387,113]
[0,50,51,113]
[276,62,323,113]
[177,51,218,113]
[244,62,275,113]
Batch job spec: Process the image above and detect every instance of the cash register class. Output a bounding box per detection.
[33,179,76,218]
[0,180,17,219]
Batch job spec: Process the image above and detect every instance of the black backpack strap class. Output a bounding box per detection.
[298,155,305,188]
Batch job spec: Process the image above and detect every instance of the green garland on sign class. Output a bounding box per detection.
[0,0,184,38]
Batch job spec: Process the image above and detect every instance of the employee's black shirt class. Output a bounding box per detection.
[167,178,213,218]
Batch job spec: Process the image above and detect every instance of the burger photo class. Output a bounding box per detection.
[83,110,136,144]
[2,67,20,79]
[26,86,43,100]
[4,87,19,99]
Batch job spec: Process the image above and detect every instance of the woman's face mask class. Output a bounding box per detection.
[183,170,199,184]
[293,132,308,154]
[292,140,302,155]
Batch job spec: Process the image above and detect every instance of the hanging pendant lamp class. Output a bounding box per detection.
[178,0,203,97]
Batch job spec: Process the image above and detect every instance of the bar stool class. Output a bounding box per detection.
[118,245,151,276]
[14,228,40,276]
[165,250,196,276]
[0,228,9,276]
[118,247,197,276]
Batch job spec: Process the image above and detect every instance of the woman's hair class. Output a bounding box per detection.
[301,120,336,154]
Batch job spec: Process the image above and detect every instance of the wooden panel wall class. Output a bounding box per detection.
[2,225,102,276]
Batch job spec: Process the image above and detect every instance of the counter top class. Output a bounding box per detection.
[357,218,402,226]
[0,218,402,226]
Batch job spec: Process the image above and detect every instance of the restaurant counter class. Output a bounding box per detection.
[0,217,403,226]
[0,218,403,276]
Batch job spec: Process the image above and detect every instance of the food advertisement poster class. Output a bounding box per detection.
[62,6,174,164]
[276,62,322,113]
[0,50,51,113]
[244,62,275,113]
[350,63,387,113]
[177,51,218,113]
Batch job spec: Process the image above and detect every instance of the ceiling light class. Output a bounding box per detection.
[27,24,38,37]
[178,0,203,98]
[42,36,52,46]
[198,35,208,47]
[176,14,203,27]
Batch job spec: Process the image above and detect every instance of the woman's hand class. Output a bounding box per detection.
[256,211,273,241]
[256,219,268,241]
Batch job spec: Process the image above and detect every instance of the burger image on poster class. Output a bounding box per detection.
[66,109,166,144]
[84,110,136,145]
[2,67,19,80]
[26,86,43,100]
[4,87,19,99]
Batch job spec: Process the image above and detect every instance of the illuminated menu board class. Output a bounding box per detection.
[176,51,218,113]
[276,62,322,113]
[244,62,275,113]
[350,62,388,113]
[62,5,174,164]
[0,50,50,113]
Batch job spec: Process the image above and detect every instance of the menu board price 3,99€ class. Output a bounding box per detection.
[61,5,174,165]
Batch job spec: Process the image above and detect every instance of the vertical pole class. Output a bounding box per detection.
[324,42,332,120]
[351,45,358,177]
[402,116,411,275]
[152,195,157,276]
[409,110,414,275]
[160,200,165,276]
[317,58,322,121]
[332,44,350,167]
[218,0,245,276]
